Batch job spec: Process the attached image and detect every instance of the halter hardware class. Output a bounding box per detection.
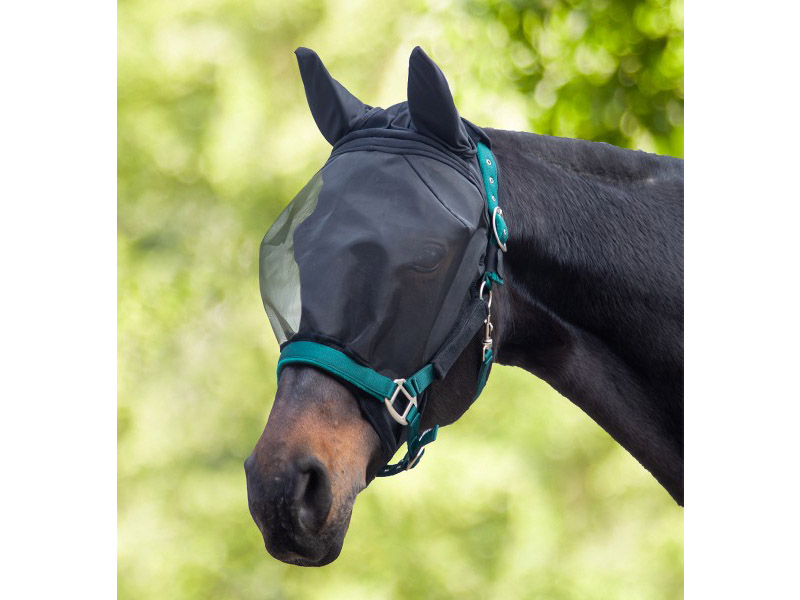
[384,379,418,425]
[483,305,494,362]
[492,206,508,252]
[478,280,494,361]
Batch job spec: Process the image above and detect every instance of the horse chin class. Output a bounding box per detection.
[267,542,343,567]
[263,505,354,567]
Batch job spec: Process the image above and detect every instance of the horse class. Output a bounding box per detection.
[245,47,683,567]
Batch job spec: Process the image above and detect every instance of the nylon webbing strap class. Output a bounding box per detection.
[278,341,396,400]
[377,422,439,477]
[278,341,436,402]
[405,364,436,396]
[477,142,508,251]
[475,348,493,400]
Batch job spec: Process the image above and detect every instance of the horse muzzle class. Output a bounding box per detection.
[245,452,349,566]
[244,365,379,566]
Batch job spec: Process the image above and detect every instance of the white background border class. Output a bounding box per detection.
[686,1,800,597]
[1,1,799,598]
[1,1,116,597]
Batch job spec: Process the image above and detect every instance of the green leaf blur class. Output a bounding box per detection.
[118,0,683,598]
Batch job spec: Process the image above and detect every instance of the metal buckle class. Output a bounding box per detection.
[483,317,494,361]
[492,206,508,252]
[384,378,417,425]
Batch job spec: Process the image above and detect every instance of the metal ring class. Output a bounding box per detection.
[478,280,493,310]
[492,206,508,252]
[383,378,417,425]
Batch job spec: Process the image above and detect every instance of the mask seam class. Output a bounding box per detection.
[401,154,472,229]
[330,137,483,192]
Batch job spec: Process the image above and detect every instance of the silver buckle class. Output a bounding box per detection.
[492,206,508,252]
[384,378,417,425]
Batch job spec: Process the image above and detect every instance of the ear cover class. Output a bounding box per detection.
[407,46,471,153]
[295,47,372,145]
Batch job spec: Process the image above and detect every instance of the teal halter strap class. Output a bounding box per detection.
[278,341,435,406]
[477,142,508,254]
[276,141,507,477]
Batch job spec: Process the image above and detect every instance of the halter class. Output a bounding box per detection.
[276,142,509,476]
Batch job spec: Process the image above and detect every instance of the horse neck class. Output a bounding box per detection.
[487,128,684,504]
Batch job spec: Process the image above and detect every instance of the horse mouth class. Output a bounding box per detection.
[258,503,354,567]
[266,543,344,567]
[246,449,360,568]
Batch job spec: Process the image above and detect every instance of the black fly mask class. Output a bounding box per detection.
[260,47,508,476]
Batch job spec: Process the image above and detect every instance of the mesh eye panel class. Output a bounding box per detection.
[259,172,323,344]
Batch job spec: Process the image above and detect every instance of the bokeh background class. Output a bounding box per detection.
[118,0,683,597]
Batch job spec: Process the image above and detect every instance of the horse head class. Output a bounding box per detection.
[245,47,499,566]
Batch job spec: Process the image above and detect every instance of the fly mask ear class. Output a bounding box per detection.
[295,47,372,145]
[407,46,471,153]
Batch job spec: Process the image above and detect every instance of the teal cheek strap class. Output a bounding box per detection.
[276,142,507,476]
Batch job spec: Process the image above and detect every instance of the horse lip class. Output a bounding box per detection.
[265,540,343,567]
[261,496,346,565]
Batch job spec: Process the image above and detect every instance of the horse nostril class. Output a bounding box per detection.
[292,456,332,533]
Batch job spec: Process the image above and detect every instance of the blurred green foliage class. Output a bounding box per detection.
[118,0,683,598]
